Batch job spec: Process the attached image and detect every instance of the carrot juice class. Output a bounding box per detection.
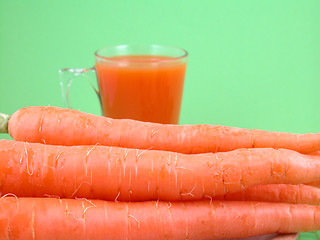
[95,55,187,124]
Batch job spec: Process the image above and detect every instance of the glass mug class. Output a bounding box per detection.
[59,44,188,124]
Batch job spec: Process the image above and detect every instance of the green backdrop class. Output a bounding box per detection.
[0,1,320,238]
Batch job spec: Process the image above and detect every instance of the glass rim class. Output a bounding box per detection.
[94,44,188,63]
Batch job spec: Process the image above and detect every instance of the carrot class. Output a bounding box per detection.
[1,139,320,201]
[214,184,320,205]
[2,106,320,154]
[0,197,319,240]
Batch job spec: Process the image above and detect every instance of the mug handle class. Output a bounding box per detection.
[58,67,101,109]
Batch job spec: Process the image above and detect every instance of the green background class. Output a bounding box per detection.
[0,1,320,238]
[1,0,320,133]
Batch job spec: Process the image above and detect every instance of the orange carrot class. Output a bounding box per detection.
[2,106,320,154]
[0,197,319,239]
[214,184,320,205]
[1,139,320,201]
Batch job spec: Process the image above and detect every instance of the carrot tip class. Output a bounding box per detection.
[0,113,9,134]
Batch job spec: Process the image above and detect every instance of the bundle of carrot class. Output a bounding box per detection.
[1,106,320,239]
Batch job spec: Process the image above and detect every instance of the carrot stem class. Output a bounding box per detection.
[0,113,9,134]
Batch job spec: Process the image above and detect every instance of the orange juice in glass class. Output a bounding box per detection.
[59,44,188,124]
